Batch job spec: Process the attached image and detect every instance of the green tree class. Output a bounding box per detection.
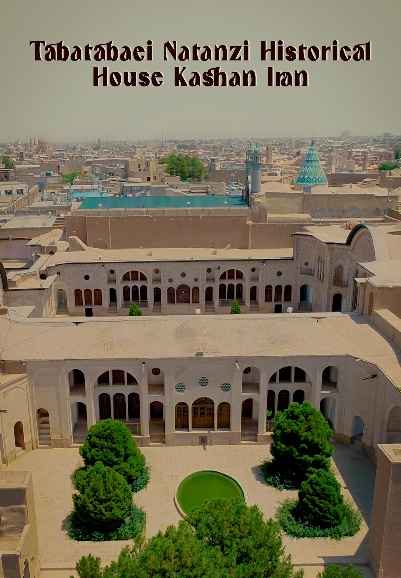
[79,419,149,491]
[128,303,142,316]
[162,153,206,181]
[74,555,103,578]
[318,565,363,578]
[63,170,80,184]
[295,469,344,529]
[394,147,401,161]
[72,463,132,532]
[230,300,241,314]
[75,523,228,578]
[189,499,302,578]
[1,155,15,169]
[270,402,333,485]
[378,161,398,171]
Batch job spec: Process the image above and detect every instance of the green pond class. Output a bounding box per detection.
[176,470,245,515]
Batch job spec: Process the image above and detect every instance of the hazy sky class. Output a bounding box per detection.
[1,0,400,141]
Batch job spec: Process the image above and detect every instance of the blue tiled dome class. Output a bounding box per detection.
[294,143,328,187]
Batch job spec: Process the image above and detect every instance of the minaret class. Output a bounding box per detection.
[245,143,262,195]
[294,142,328,193]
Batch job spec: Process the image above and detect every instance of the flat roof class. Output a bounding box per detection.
[46,247,293,266]
[79,195,247,210]
[0,314,399,392]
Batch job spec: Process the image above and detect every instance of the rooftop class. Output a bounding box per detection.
[79,195,247,210]
[45,246,293,266]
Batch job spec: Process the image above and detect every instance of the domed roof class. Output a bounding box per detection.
[294,143,328,188]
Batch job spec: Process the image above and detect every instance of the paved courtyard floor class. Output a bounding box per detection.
[8,443,374,578]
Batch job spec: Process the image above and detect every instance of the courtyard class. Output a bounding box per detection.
[8,443,375,578]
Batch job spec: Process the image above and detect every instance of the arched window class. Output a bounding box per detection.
[333,265,344,286]
[123,286,131,302]
[217,402,230,429]
[14,421,25,449]
[94,289,102,306]
[113,393,126,420]
[122,270,147,282]
[322,366,338,387]
[176,284,190,304]
[128,392,140,420]
[74,289,83,307]
[175,402,189,429]
[332,293,342,312]
[277,390,290,412]
[227,283,235,300]
[219,269,244,280]
[84,289,92,306]
[99,393,111,419]
[236,284,243,300]
[167,287,175,304]
[140,285,147,301]
[274,285,282,302]
[97,371,110,385]
[57,288,67,313]
[250,286,257,302]
[219,284,226,300]
[69,369,85,394]
[293,389,305,404]
[192,398,214,429]
[132,286,139,302]
[192,287,200,304]
[284,285,292,302]
[265,285,272,302]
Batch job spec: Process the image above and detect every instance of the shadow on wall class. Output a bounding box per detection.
[333,443,375,525]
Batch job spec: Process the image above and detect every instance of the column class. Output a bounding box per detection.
[139,363,149,436]
[258,381,267,435]
[311,367,322,410]
[86,383,96,427]
[232,364,242,433]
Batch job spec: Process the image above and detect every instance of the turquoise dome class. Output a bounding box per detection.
[294,143,328,188]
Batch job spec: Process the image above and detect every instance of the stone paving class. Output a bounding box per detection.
[8,443,374,578]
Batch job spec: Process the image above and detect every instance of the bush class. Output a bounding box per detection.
[230,300,241,314]
[129,303,142,316]
[80,419,149,491]
[296,469,344,528]
[71,463,132,533]
[318,565,364,578]
[189,499,302,578]
[265,402,333,488]
[277,499,361,540]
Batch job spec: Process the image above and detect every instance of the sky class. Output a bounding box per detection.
[1,0,401,141]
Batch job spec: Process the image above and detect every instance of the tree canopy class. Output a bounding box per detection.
[270,402,333,486]
[162,153,206,181]
[62,170,80,184]
[295,469,345,528]
[79,419,149,491]
[74,499,303,578]
[72,463,132,532]
[378,161,398,172]
[1,155,15,169]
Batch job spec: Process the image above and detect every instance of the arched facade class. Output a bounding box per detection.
[192,397,214,429]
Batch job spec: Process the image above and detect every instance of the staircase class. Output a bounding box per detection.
[38,414,51,446]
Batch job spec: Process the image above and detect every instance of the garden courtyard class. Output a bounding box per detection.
[8,442,375,578]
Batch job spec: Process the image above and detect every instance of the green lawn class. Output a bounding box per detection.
[177,470,244,515]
